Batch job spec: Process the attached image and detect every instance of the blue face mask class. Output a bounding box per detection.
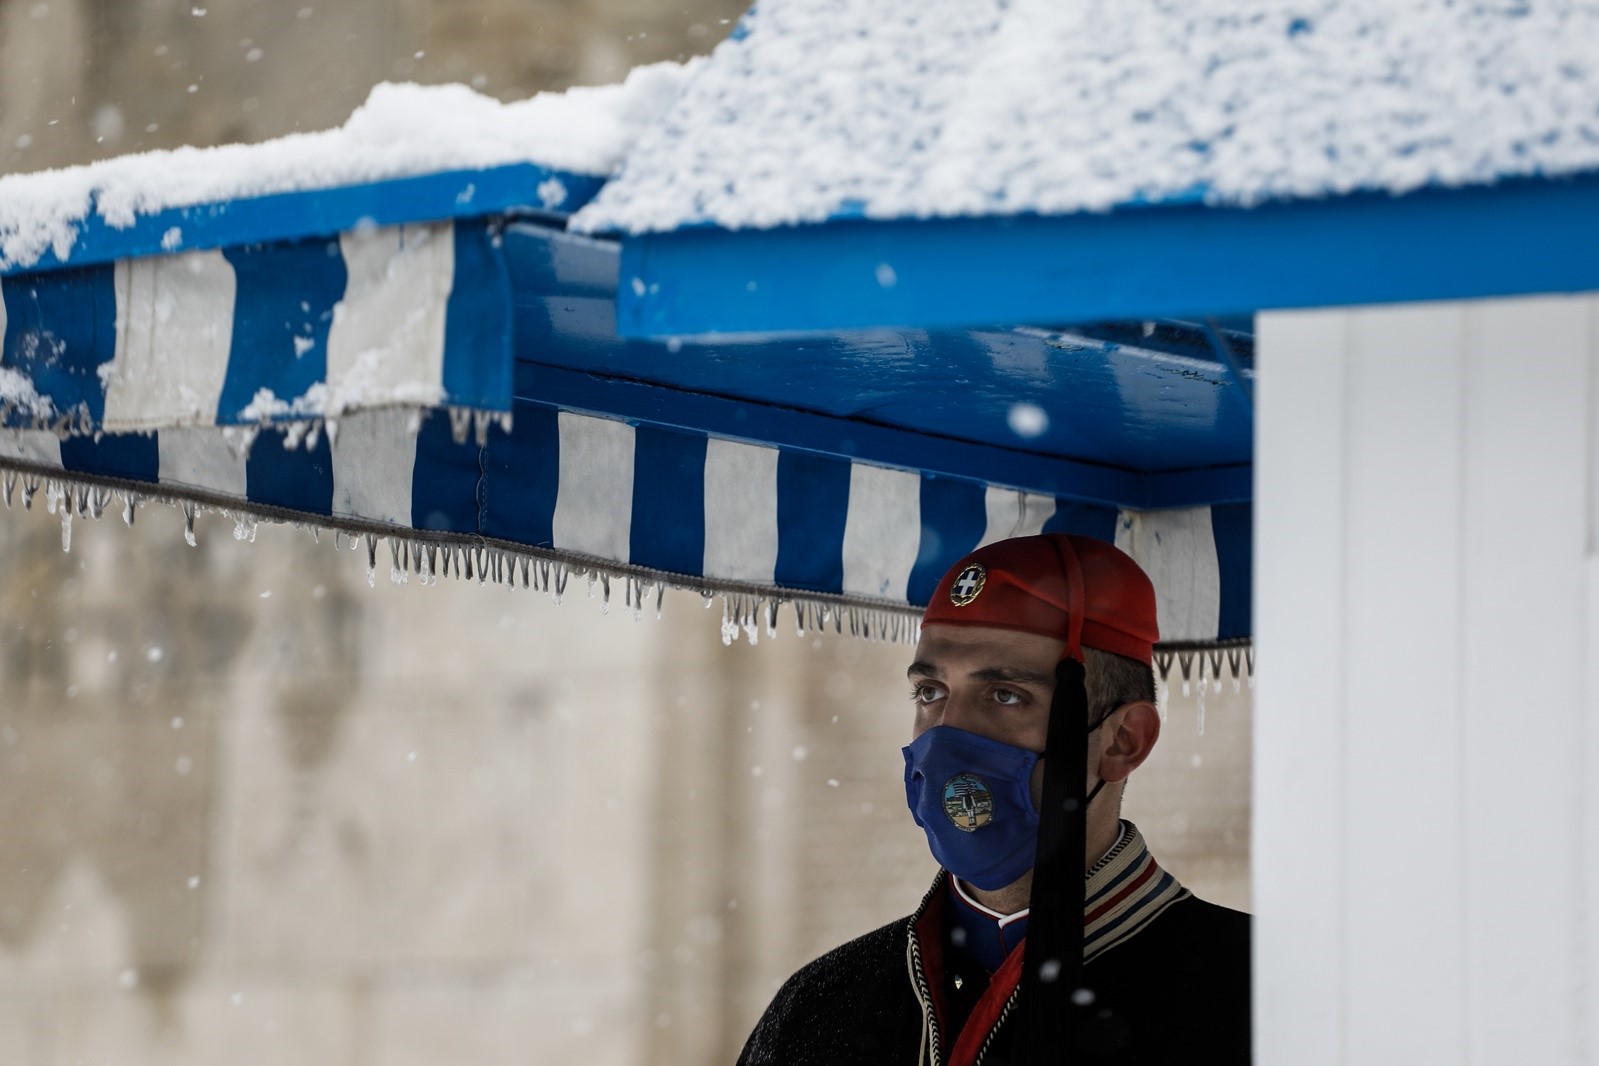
[903,726,1043,891]
[903,722,1109,892]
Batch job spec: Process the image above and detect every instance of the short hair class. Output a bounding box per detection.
[1084,647,1156,728]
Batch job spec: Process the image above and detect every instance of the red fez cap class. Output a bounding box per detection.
[922,534,1159,664]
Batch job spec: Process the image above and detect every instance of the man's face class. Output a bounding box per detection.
[906,624,1067,754]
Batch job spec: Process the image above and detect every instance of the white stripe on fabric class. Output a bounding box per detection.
[1114,507,1221,643]
[331,408,418,526]
[326,223,453,414]
[0,275,7,348]
[0,429,63,468]
[104,250,237,432]
[552,411,634,563]
[157,428,247,497]
[702,437,779,584]
[977,485,1058,547]
[841,463,921,600]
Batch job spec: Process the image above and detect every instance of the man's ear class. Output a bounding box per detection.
[1096,701,1160,783]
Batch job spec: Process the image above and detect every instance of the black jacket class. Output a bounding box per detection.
[738,875,1249,1066]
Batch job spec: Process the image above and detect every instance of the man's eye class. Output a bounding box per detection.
[910,684,943,704]
[993,689,1024,706]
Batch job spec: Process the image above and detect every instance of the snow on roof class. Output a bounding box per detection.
[572,0,1599,236]
[0,60,695,272]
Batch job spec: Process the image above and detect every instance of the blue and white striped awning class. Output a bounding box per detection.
[1,217,513,442]
[0,129,1255,656]
[0,397,1250,651]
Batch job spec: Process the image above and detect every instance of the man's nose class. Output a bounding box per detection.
[934,692,984,734]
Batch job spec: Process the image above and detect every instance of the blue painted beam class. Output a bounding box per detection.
[614,170,1599,337]
[2,163,605,277]
[512,361,1252,510]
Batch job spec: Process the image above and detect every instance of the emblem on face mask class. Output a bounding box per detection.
[941,773,995,831]
[949,564,986,607]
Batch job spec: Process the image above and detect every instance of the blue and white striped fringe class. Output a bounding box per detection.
[0,400,1251,668]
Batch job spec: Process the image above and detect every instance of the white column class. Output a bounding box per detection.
[1255,294,1599,1065]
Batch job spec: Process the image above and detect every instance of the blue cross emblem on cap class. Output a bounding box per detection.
[949,564,986,607]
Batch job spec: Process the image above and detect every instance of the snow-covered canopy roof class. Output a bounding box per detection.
[0,61,694,274]
[574,0,1599,236]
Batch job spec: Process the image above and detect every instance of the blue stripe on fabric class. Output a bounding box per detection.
[1042,500,1120,542]
[410,410,482,534]
[60,432,159,484]
[908,475,988,606]
[245,428,334,516]
[1086,870,1177,948]
[481,400,559,547]
[0,264,117,424]
[441,221,514,410]
[216,238,345,423]
[629,424,707,578]
[1087,848,1152,906]
[1210,502,1253,642]
[773,450,850,595]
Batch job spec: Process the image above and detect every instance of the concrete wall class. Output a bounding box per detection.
[0,496,1250,1066]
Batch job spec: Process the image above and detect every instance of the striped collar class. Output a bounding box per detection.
[1082,821,1190,962]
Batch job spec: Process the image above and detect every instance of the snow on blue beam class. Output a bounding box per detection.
[513,361,1251,513]
[613,172,1599,338]
[0,164,603,278]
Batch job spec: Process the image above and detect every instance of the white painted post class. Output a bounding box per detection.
[1255,295,1599,1065]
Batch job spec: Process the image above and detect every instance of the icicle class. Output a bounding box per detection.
[552,562,568,605]
[121,492,135,527]
[389,538,405,586]
[2,471,14,508]
[1155,674,1169,723]
[232,514,258,542]
[21,474,39,510]
[720,596,737,646]
[283,421,310,450]
[365,533,378,588]
[738,597,757,645]
[1226,648,1244,693]
[419,544,434,586]
[519,555,530,590]
[473,409,495,446]
[324,418,339,450]
[304,421,322,451]
[474,547,488,586]
[1246,646,1256,690]
[599,572,611,615]
[181,502,198,547]
[59,505,72,553]
[765,599,779,639]
[449,408,474,445]
[1197,653,1208,737]
[1177,651,1194,698]
[655,582,666,620]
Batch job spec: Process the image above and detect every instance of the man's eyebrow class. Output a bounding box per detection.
[968,666,1055,687]
[905,662,1054,687]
